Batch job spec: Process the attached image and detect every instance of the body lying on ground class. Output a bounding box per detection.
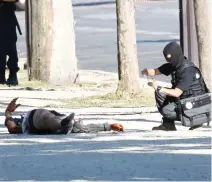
[4,98,124,134]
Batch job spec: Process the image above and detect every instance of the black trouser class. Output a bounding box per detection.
[0,40,19,72]
[155,90,180,123]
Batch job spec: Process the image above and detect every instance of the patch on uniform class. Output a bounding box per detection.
[166,54,171,59]
[185,102,193,109]
[196,73,200,79]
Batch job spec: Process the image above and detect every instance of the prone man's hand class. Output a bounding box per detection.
[111,123,124,132]
[6,97,21,113]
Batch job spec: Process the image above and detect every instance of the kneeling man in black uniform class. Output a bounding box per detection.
[142,42,211,131]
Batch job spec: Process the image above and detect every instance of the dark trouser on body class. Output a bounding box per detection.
[0,40,19,85]
[153,90,180,131]
[28,109,75,134]
[28,109,111,134]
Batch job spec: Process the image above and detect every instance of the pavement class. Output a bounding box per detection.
[0,107,211,181]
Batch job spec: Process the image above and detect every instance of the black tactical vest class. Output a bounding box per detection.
[171,61,208,99]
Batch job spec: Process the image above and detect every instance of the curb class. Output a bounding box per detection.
[0,107,158,115]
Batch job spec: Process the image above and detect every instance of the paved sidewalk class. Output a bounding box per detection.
[0,107,211,181]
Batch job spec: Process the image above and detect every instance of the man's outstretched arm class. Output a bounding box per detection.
[5,109,22,134]
[72,121,124,133]
[4,98,22,134]
[5,118,22,134]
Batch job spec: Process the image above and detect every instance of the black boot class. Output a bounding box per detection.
[152,119,177,131]
[60,113,75,134]
[0,69,6,84]
[61,113,75,127]
[6,71,18,86]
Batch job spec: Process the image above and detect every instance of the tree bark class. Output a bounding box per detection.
[116,0,140,94]
[193,0,212,89]
[29,0,78,85]
[179,0,199,66]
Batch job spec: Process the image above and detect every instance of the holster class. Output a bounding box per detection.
[177,93,211,127]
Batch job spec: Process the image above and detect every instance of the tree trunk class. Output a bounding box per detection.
[193,0,212,89]
[116,0,140,94]
[29,0,78,85]
[179,0,199,66]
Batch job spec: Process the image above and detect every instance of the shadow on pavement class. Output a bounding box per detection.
[0,133,211,181]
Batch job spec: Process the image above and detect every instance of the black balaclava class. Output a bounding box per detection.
[163,42,185,69]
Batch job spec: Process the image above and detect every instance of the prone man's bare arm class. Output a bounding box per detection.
[4,98,22,134]
[5,117,22,134]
